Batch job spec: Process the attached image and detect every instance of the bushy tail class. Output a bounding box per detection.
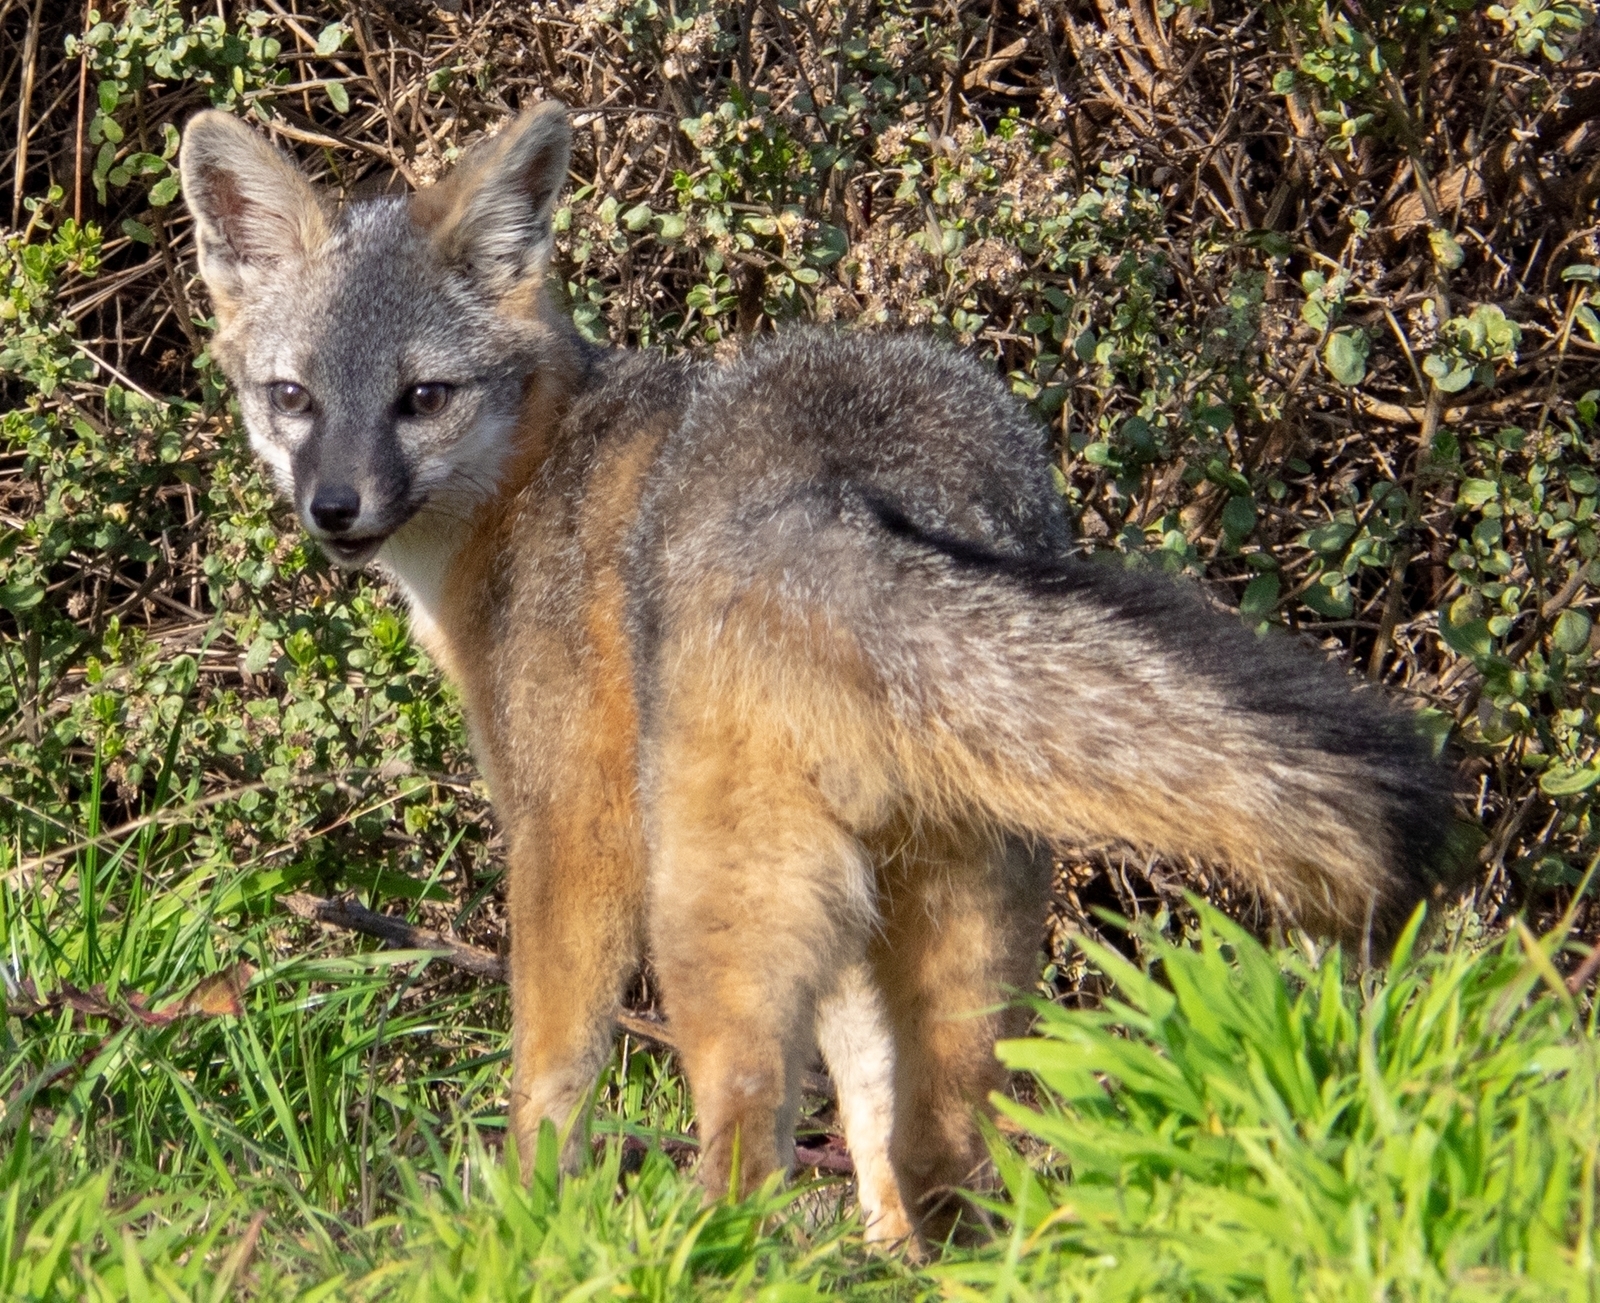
[839,499,1460,942]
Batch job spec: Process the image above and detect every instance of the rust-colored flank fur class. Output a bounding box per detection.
[180,103,1460,1246]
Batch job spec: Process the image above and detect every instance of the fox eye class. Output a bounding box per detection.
[268,381,312,415]
[400,383,452,417]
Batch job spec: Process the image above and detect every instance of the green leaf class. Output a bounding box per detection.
[1458,478,1498,506]
[1429,228,1465,270]
[315,22,347,55]
[243,637,275,675]
[1472,303,1521,352]
[1540,762,1600,796]
[622,203,654,231]
[97,80,119,116]
[339,861,453,902]
[1121,416,1155,457]
[1239,572,1280,619]
[1579,390,1598,427]
[1414,707,1454,759]
[121,219,154,245]
[1302,520,1356,554]
[1204,459,1250,496]
[1221,495,1257,538]
[1323,327,1369,386]
[1438,614,1493,659]
[0,580,44,613]
[147,174,180,207]
[1551,609,1592,654]
[1425,352,1475,392]
[807,223,848,265]
[326,80,349,113]
[1575,304,1600,346]
[1302,575,1353,618]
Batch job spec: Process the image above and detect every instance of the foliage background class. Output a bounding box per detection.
[1,0,1599,1296]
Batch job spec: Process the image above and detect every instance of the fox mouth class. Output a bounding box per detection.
[319,534,388,568]
[307,497,426,569]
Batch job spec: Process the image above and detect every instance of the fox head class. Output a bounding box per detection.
[180,105,574,568]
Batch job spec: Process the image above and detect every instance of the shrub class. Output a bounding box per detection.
[6,0,1600,926]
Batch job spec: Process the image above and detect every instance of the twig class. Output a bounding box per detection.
[345,3,418,185]
[8,781,271,878]
[134,87,201,355]
[210,1211,268,1298]
[262,114,414,175]
[1507,568,1587,664]
[616,1008,674,1047]
[280,890,505,979]
[1369,375,1441,680]
[75,341,159,401]
[1565,943,1600,995]
[73,0,89,224]
[10,0,44,229]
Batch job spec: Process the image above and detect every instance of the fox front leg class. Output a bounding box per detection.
[504,800,646,1173]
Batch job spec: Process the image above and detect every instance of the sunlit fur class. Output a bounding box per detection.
[182,105,1460,1247]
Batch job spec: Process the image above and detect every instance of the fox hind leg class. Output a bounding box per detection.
[646,710,877,1198]
[867,819,1051,1241]
[815,960,915,1244]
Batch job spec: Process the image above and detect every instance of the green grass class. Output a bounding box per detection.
[983,903,1599,1301]
[2,802,1596,1300]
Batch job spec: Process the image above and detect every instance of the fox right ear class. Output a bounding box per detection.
[413,103,571,297]
[179,110,329,316]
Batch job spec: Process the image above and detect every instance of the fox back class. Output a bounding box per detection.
[182,104,1460,1245]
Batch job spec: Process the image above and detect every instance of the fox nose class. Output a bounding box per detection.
[309,485,361,534]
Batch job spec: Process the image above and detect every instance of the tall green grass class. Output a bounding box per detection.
[0,797,860,1299]
[974,903,1599,1302]
[2,806,1595,1301]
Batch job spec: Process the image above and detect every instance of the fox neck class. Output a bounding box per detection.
[376,358,583,659]
[377,510,469,648]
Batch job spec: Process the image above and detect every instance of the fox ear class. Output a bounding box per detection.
[414,103,570,294]
[180,111,330,314]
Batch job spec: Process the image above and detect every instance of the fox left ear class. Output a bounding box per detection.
[179,110,330,319]
[414,102,570,295]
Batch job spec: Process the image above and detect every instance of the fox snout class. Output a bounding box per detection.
[308,485,361,535]
[304,484,377,566]
[290,428,414,567]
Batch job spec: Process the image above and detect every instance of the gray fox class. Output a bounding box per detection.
[180,103,1457,1243]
